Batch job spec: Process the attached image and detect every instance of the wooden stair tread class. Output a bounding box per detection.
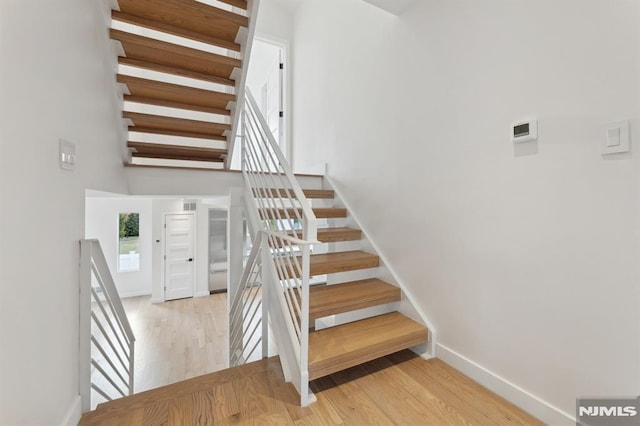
[253,188,335,199]
[123,163,223,171]
[310,250,379,276]
[128,141,226,162]
[111,29,241,86]
[118,57,235,86]
[315,227,362,242]
[113,0,246,52]
[118,74,234,115]
[309,279,400,320]
[278,251,379,278]
[269,228,361,248]
[308,312,428,380]
[123,111,230,140]
[281,227,361,243]
[259,208,347,220]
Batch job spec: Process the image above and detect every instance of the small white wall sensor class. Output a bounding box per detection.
[512,120,538,143]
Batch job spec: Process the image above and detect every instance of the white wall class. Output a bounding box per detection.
[292,0,640,422]
[255,0,295,42]
[0,0,129,424]
[126,167,324,196]
[85,197,153,298]
[126,167,244,196]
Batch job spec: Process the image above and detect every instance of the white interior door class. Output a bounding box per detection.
[164,213,195,301]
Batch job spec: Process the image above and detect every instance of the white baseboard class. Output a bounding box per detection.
[60,395,81,426]
[120,290,152,299]
[195,290,211,298]
[437,343,575,425]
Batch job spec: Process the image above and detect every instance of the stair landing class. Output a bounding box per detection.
[79,350,541,425]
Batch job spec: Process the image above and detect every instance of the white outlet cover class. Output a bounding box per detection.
[602,120,630,155]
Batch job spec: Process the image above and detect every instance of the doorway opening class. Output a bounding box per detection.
[208,208,228,294]
[229,38,288,170]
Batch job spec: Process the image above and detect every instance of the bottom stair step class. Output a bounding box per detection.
[308,312,428,380]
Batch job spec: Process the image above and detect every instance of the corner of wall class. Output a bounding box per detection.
[437,344,576,425]
[59,395,82,426]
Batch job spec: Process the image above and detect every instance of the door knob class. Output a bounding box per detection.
[187,258,193,262]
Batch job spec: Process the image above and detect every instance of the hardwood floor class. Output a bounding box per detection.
[122,294,230,393]
[86,295,543,424]
[81,350,542,425]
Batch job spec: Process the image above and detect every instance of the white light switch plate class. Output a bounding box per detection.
[59,139,76,171]
[602,120,630,155]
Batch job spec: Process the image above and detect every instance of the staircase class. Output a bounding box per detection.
[109,0,255,169]
[228,88,431,406]
[93,0,431,412]
[257,185,429,383]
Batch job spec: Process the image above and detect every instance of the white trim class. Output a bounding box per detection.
[253,35,292,164]
[195,290,211,298]
[59,395,81,426]
[437,343,575,426]
[230,67,242,81]
[324,172,438,357]
[118,289,152,298]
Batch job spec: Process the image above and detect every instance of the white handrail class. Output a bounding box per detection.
[80,239,135,412]
[244,89,317,242]
[236,87,317,406]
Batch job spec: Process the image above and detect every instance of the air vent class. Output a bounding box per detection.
[183,200,197,211]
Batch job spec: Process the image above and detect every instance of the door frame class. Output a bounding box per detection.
[254,35,290,163]
[208,207,229,293]
[162,212,196,302]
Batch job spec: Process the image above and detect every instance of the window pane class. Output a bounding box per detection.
[118,212,140,272]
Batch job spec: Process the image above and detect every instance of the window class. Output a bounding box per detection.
[118,212,140,272]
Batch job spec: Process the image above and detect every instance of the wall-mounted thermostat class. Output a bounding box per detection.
[512,120,538,143]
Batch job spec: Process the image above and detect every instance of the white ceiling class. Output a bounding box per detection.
[361,0,417,16]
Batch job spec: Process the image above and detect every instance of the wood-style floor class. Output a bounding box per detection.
[81,350,542,425]
[123,294,229,393]
[90,295,542,425]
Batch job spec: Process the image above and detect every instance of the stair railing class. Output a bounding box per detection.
[228,231,267,366]
[79,239,135,412]
[231,88,318,405]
